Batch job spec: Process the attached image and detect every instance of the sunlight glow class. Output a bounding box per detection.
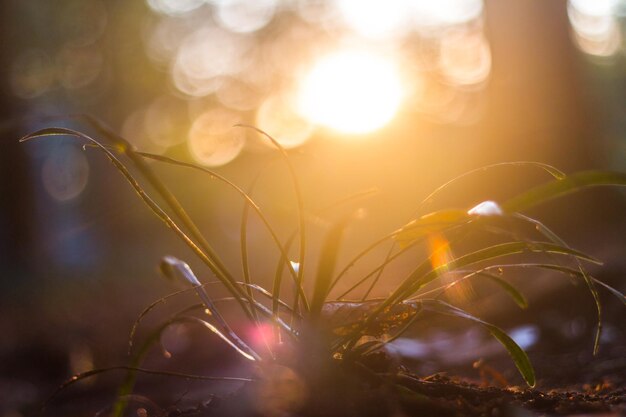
[297,50,404,134]
[337,0,410,39]
[256,93,314,148]
[188,108,246,166]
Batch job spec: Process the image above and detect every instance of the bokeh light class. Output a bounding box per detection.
[337,0,410,39]
[10,49,56,99]
[188,107,246,166]
[172,26,253,97]
[297,50,404,134]
[256,93,314,149]
[41,145,90,202]
[439,28,491,86]
[56,44,104,90]
[214,0,278,34]
[146,0,205,16]
[568,0,623,57]
[409,0,484,30]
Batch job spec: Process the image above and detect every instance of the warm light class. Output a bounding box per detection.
[337,0,410,39]
[297,50,404,134]
[428,233,474,304]
[410,0,484,30]
[439,29,491,86]
[214,0,277,33]
[188,108,246,167]
[256,93,314,149]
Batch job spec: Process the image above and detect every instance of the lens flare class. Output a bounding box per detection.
[297,50,404,134]
[428,233,474,305]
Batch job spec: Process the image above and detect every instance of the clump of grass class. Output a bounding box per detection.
[22,120,626,416]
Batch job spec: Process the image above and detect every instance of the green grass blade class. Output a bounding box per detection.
[502,170,626,213]
[477,272,528,309]
[418,299,536,387]
[310,215,354,320]
[473,263,626,306]
[237,125,309,314]
[418,162,566,212]
[511,213,603,354]
[79,117,240,304]
[394,209,468,246]
[400,241,601,302]
[21,128,256,321]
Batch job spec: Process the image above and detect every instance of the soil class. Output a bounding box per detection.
[6,269,624,417]
[158,372,625,417]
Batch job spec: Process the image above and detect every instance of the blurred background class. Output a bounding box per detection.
[1,0,625,415]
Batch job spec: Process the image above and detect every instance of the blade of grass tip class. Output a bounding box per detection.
[310,214,354,321]
[21,128,256,320]
[417,161,566,213]
[235,125,309,314]
[511,213,603,354]
[418,299,536,387]
[412,266,528,310]
[128,287,198,355]
[161,256,261,361]
[491,263,625,306]
[475,272,529,309]
[407,241,602,297]
[502,170,626,214]
[79,116,240,308]
[423,262,624,306]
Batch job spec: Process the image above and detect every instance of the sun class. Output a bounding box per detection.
[297,50,404,134]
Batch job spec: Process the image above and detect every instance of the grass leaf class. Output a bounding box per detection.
[418,299,536,387]
[418,161,566,212]
[401,241,601,302]
[310,215,354,320]
[478,272,529,309]
[502,170,626,213]
[394,209,468,247]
